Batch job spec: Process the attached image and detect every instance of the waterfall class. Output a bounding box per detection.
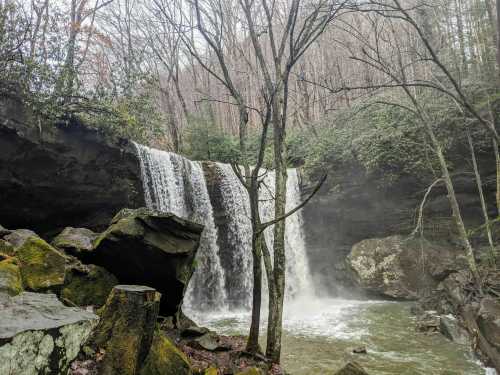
[134,143,228,310]
[134,143,314,312]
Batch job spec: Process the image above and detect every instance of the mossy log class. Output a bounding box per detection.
[89,285,161,375]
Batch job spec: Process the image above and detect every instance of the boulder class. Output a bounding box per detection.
[4,229,38,249]
[478,298,500,349]
[335,362,370,375]
[189,332,231,352]
[16,236,66,291]
[0,257,23,295]
[0,292,98,375]
[347,235,459,299]
[52,227,98,260]
[88,285,161,375]
[61,262,118,307]
[0,224,11,236]
[88,208,203,316]
[204,368,218,375]
[439,315,469,345]
[139,331,192,375]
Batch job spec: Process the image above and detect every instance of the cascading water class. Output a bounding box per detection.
[134,143,228,310]
[134,142,314,311]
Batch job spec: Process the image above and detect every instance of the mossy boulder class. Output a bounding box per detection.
[0,257,23,295]
[3,229,38,249]
[61,263,118,307]
[16,236,66,291]
[204,367,218,375]
[140,331,192,375]
[89,208,203,316]
[52,227,98,260]
[0,239,15,256]
[335,362,370,375]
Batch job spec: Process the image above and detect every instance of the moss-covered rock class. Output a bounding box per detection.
[204,367,218,375]
[16,236,66,291]
[0,257,23,295]
[4,229,37,249]
[61,264,118,307]
[52,227,98,260]
[140,331,192,375]
[0,239,15,256]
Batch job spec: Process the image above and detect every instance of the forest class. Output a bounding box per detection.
[2,0,500,374]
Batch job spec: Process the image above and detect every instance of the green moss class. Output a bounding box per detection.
[0,257,23,295]
[0,240,15,256]
[61,265,117,307]
[140,331,192,375]
[16,237,66,291]
[204,367,218,375]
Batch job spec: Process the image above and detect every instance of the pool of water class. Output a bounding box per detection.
[188,298,492,375]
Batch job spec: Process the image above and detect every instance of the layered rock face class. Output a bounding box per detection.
[0,93,144,235]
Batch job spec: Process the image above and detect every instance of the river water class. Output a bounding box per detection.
[189,298,490,375]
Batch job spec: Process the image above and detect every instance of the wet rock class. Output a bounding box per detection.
[415,311,440,333]
[478,298,500,349]
[0,292,98,375]
[347,235,458,299]
[439,315,469,345]
[352,346,367,354]
[89,208,202,316]
[52,227,98,260]
[0,257,22,295]
[16,236,66,291]
[335,362,370,375]
[61,262,118,307]
[88,285,161,375]
[139,330,192,375]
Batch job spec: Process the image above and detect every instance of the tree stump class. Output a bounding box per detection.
[89,285,161,375]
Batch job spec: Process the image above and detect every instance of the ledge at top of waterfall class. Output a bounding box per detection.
[133,143,316,313]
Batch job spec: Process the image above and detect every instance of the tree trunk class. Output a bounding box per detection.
[425,124,480,282]
[468,130,496,265]
[88,285,161,375]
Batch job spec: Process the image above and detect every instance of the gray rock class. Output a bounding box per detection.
[478,298,500,349]
[89,208,203,316]
[0,292,99,375]
[190,332,231,352]
[4,229,37,249]
[439,315,469,345]
[52,227,98,260]
[335,362,370,375]
[347,235,459,300]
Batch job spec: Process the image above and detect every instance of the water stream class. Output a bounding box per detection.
[134,143,491,374]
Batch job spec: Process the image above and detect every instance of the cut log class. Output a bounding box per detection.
[89,285,161,375]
